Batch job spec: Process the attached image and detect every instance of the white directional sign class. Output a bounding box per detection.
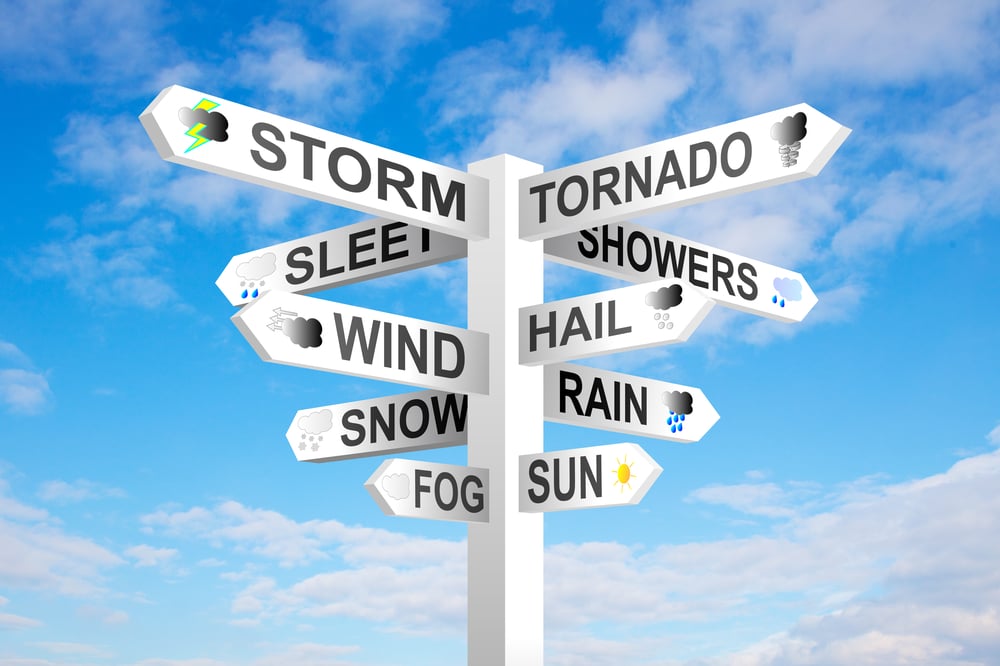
[519,443,661,512]
[519,103,851,240]
[544,220,818,323]
[287,390,467,462]
[140,85,489,240]
[519,278,714,365]
[233,291,489,394]
[544,363,718,443]
[218,218,467,306]
[366,458,489,523]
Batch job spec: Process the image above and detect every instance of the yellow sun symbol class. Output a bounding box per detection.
[612,455,638,493]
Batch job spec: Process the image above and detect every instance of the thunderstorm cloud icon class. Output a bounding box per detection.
[178,99,229,152]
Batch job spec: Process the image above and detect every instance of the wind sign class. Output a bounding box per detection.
[544,220,818,322]
[217,217,467,306]
[519,103,851,240]
[140,85,489,240]
[519,278,714,365]
[232,291,489,394]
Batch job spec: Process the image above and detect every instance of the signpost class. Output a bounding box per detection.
[287,390,467,462]
[519,277,714,365]
[140,85,490,240]
[519,443,661,512]
[366,458,489,523]
[544,220,818,323]
[218,217,467,306]
[232,290,489,394]
[142,84,850,666]
[519,103,851,240]
[544,363,719,443]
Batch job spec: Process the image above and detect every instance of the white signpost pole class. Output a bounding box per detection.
[466,155,545,666]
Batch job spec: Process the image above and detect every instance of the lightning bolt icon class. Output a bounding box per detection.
[184,99,220,153]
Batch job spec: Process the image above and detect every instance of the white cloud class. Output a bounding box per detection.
[0,369,52,416]
[141,500,464,569]
[0,0,172,86]
[988,424,1000,446]
[0,476,123,596]
[13,209,181,310]
[0,342,52,415]
[250,643,361,666]
[29,643,111,657]
[126,428,1000,660]
[0,612,42,630]
[235,22,361,117]
[541,444,1000,661]
[320,0,448,61]
[686,482,797,518]
[125,545,179,568]
[76,605,129,626]
[37,480,126,503]
[430,25,691,167]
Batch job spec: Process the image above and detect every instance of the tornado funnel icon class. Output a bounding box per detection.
[770,112,808,167]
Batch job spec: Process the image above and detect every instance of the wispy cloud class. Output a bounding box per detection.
[0,478,123,596]
[37,480,126,503]
[0,341,52,415]
[125,545,180,569]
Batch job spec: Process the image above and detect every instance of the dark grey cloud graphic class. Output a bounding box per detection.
[771,112,807,167]
[770,112,808,145]
[283,317,323,348]
[662,390,694,415]
[178,106,229,142]
[645,285,683,311]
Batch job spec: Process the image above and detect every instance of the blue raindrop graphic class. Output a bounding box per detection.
[671,424,677,433]
[241,289,248,299]
[680,414,685,421]
[252,288,259,298]
[772,295,778,303]
[677,423,683,432]
[780,299,785,307]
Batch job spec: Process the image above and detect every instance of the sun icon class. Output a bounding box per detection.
[612,455,638,493]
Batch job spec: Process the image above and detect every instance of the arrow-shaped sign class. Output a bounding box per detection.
[217,217,467,306]
[140,85,489,240]
[519,103,851,240]
[544,220,818,323]
[519,443,661,512]
[519,278,714,365]
[233,291,489,394]
[287,390,467,462]
[544,363,718,443]
[366,458,489,523]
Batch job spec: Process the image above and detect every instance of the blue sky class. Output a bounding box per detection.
[1,0,999,664]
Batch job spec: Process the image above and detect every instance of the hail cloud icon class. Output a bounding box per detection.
[644,284,683,330]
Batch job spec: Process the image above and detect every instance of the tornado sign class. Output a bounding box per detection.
[519,103,850,240]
